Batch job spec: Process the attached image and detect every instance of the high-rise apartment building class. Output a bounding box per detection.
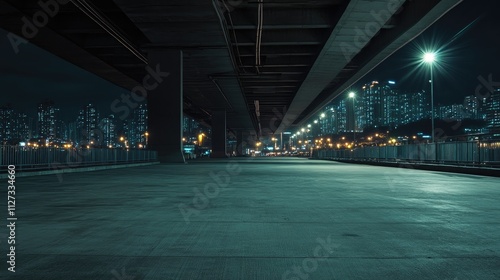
[131,103,147,146]
[485,88,500,128]
[76,103,100,145]
[99,115,117,147]
[0,104,15,143]
[399,90,430,125]
[37,100,59,140]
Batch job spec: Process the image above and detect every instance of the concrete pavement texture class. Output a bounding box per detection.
[1,157,499,279]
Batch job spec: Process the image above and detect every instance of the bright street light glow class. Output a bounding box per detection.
[320,113,326,118]
[348,92,355,98]
[423,52,436,63]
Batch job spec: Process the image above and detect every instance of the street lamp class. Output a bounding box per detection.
[144,132,149,147]
[348,92,356,143]
[198,133,206,146]
[120,136,128,149]
[423,52,436,143]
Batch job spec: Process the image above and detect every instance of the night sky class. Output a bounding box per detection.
[0,31,129,122]
[1,0,499,121]
[360,0,500,105]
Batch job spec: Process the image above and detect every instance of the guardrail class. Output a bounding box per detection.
[314,141,500,167]
[0,146,158,171]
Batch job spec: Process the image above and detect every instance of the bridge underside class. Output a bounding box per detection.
[0,0,462,137]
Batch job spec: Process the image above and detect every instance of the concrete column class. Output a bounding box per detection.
[236,130,243,156]
[147,50,185,163]
[211,110,227,158]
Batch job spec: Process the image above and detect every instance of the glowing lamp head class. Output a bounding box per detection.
[423,52,436,63]
[348,92,355,98]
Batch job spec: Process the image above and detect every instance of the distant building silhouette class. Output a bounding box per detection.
[123,103,148,147]
[99,115,117,147]
[37,99,59,140]
[485,88,500,128]
[0,104,15,144]
[398,90,430,125]
[76,103,100,145]
[326,81,431,133]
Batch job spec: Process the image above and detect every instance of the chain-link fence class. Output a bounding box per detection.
[0,146,158,171]
[315,141,500,167]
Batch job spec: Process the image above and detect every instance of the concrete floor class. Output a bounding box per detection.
[1,157,500,279]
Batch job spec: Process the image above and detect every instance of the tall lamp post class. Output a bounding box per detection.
[423,52,436,143]
[348,92,356,143]
[301,128,305,147]
[271,137,278,151]
[144,132,149,148]
[320,113,326,136]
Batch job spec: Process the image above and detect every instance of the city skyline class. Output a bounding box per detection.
[359,0,500,105]
[0,100,211,147]
[1,71,495,124]
[301,79,500,138]
[3,81,498,147]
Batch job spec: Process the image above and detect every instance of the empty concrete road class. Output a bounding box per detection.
[1,157,499,279]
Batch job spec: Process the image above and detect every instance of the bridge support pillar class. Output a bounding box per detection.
[236,130,243,156]
[211,110,227,158]
[147,50,185,163]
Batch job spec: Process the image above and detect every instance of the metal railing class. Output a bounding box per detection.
[0,146,158,171]
[314,141,500,167]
